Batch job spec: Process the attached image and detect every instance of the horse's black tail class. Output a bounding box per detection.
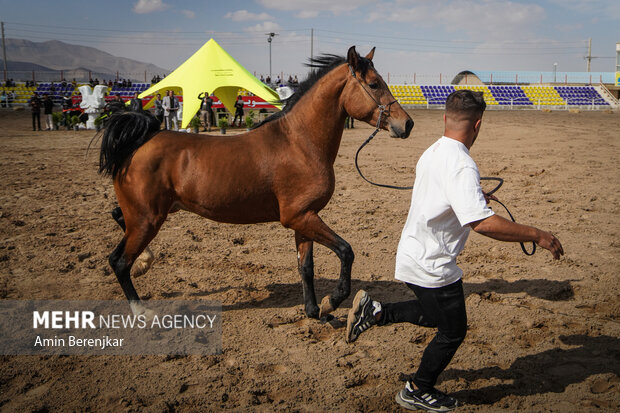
[98,111,161,178]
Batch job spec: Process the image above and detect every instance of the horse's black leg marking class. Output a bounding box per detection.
[109,237,140,302]
[111,206,126,231]
[327,234,353,311]
[295,233,319,318]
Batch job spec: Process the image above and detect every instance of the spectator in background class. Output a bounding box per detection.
[266,75,271,85]
[0,91,6,108]
[43,94,54,131]
[260,75,265,83]
[152,93,164,126]
[275,75,281,86]
[162,90,179,131]
[62,93,73,127]
[233,95,244,127]
[106,95,125,114]
[8,90,15,108]
[345,116,354,129]
[129,92,143,112]
[30,94,42,131]
[198,92,214,132]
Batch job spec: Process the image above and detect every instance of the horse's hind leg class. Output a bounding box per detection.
[111,206,126,230]
[109,211,166,315]
[111,206,154,277]
[295,232,319,318]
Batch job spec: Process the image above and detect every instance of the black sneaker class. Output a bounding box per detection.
[395,381,458,412]
[346,290,381,343]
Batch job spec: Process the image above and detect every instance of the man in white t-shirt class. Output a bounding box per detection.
[346,90,563,412]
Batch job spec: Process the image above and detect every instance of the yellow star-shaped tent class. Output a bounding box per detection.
[139,38,281,128]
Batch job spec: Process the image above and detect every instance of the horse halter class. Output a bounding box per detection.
[348,64,397,135]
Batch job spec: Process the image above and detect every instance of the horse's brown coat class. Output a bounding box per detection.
[107,47,413,318]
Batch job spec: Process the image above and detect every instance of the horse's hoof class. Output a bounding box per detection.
[305,305,320,319]
[129,302,156,322]
[318,295,334,318]
[319,314,335,324]
[132,247,154,277]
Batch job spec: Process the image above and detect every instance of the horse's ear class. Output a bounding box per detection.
[347,46,359,69]
[365,47,376,61]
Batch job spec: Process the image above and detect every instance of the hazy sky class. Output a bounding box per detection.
[1,0,618,80]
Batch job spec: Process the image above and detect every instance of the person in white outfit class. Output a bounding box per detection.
[162,90,179,131]
[346,89,564,412]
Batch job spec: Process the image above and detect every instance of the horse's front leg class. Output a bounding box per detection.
[284,211,353,318]
[295,231,319,318]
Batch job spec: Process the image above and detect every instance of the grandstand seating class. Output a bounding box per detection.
[0,84,37,106]
[554,85,608,106]
[521,85,565,106]
[2,81,612,110]
[421,85,455,105]
[388,84,612,108]
[389,85,427,105]
[454,85,498,106]
[108,83,150,97]
[33,82,76,105]
[488,86,532,106]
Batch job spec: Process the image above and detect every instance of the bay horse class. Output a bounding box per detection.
[99,46,414,319]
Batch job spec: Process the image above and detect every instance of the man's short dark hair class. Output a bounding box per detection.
[445,89,486,117]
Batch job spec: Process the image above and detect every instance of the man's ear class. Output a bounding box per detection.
[474,118,482,132]
[347,46,359,70]
[365,47,376,61]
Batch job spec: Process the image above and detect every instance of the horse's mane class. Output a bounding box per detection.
[254,53,372,128]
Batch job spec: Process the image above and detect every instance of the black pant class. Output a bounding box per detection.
[233,110,243,126]
[378,279,467,391]
[32,112,41,131]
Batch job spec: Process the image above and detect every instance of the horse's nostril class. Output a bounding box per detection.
[405,119,414,135]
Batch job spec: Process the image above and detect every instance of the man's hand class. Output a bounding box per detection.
[471,214,564,260]
[483,192,498,204]
[535,229,564,260]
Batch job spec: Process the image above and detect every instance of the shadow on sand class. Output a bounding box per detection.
[186,277,575,312]
[444,334,620,406]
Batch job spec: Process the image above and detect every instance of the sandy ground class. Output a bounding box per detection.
[0,108,619,412]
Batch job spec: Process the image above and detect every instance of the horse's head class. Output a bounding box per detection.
[342,46,413,139]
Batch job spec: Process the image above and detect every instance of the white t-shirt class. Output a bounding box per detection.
[395,136,494,288]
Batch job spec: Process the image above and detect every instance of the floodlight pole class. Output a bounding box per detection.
[1,22,7,82]
[553,62,558,83]
[586,38,592,72]
[267,32,278,83]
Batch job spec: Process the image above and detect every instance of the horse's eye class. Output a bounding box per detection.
[368,82,379,90]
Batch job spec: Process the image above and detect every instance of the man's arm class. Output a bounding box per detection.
[470,214,564,259]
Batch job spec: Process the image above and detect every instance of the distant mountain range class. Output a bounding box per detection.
[2,38,169,81]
